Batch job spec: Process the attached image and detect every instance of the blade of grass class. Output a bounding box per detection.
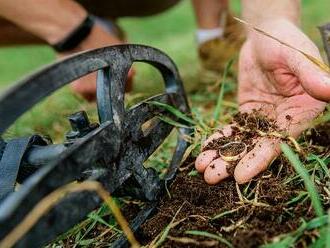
[234,17,330,74]
[181,143,198,165]
[191,107,209,131]
[78,239,98,246]
[281,144,324,217]
[74,207,121,247]
[310,154,330,178]
[261,236,296,248]
[213,59,234,123]
[185,230,232,248]
[305,215,328,230]
[262,220,308,248]
[212,206,244,220]
[188,170,198,176]
[263,215,329,248]
[152,202,186,248]
[88,212,121,232]
[285,191,308,206]
[0,181,140,248]
[149,101,195,125]
[157,115,192,129]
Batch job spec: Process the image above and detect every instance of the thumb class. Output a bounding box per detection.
[290,51,330,102]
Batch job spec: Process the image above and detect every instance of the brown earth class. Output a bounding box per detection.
[138,156,308,248]
[56,113,330,248]
[137,113,330,248]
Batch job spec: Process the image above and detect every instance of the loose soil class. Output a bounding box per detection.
[138,113,330,248]
[139,157,306,248]
[55,113,330,248]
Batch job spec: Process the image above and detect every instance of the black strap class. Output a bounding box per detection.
[0,135,48,202]
[0,138,32,201]
[52,15,94,52]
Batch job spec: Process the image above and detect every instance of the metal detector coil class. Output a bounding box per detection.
[0,45,192,247]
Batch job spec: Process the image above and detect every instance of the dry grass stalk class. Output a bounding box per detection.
[0,181,140,248]
[234,17,330,74]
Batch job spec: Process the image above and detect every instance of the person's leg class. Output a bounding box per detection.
[191,0,244,74]
[0,0,89,46]
[0,0,181,100]
[0,0,180,46]
[0,0,128,101]
[78,0,181,18]
[192,0,228,29]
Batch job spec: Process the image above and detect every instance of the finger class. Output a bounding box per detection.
[204,158,230,185]
[288,48,330,102]
[202,124,235,149]
[195,150,218,173]
[276,94,326,137]
[234,137,281,184]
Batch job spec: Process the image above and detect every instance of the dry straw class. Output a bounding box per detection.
[0,181,140,248]
[234,17,330,74]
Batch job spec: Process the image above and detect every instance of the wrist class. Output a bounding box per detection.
[242,0,300,35]
[245,18,299,40]
[46,12,87,45]
[58,24,123,56]
[52,15,94,52]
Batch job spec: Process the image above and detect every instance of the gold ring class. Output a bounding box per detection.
[218,142,247,162]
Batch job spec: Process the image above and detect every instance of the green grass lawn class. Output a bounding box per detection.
[1,0,328,90]
[0,0,329,139]
[0,0,330,247]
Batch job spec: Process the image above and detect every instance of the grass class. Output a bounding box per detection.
[185,230,232,248]
[0,0,330,247]
[281,144,324,217]
[212,59,235,124]
[0,181,139,248]
[260,144,330,247]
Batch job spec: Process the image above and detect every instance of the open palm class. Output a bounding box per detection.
[196,19,329,184]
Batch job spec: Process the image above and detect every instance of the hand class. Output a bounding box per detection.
[195,19,330,184]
